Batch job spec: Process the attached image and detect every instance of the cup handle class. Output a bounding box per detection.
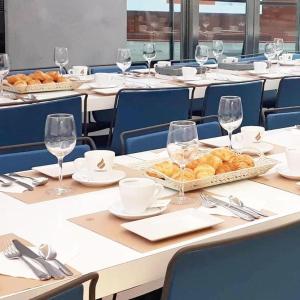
[153,184,164,199]
[68,69,74,75]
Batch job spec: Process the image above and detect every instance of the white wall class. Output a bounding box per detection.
[5,0,126,69]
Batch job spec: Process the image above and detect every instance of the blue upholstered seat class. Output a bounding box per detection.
[171,58,217,68]
[108,88,191,154]
[203,80,264,126]
[266,111,300,130]
[48,286,83,300]
[0,97,82,148]
[122,121,222,154]
[276,76,300,107]
[161,221,300,300]
[239,53,266,62]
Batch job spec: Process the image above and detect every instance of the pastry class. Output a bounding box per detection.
[7,75,19,85]
[211,148,235,162]
[216,162,232,175]
[27,79,41,85]
[42,78,54,84]
[14,80,27,87]
[153,161,179,178]
[47,71,60,81]
[172,168,195,181]
[197,154,223,170]
[56,76,68,83]
[228,154,254,171]
[194,164,215,179]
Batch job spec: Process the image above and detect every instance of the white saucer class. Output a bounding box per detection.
[89,83,120,89]
[109,202,168,220]
[277,164,300,180]
[236,142,274,155]
[72,170,126,187]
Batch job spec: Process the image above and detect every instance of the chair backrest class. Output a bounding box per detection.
[276,76,300,108]
[266,111,300,130]
[122,120,222,154]
[171,58,217,67]
[9,66,61,75]
[292,53,300,60]
[31,272,99,300]
[161,220,300,300]
[89,64,147,74]
[0,137,95,173]
[204,80,264,126]
[0,96,82,147]
[110,88,191,154]
[239,53,266,62]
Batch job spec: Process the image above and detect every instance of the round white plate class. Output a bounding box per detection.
[109,202,168,220]
[69,75,94,82]
[235,142,274,155]
[279,61,296,66]
[89,83,120,89]
[277,164,300,180]
[72,170,126,187]
[205,64,218,69]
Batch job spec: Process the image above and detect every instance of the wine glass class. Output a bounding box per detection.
[45,114,77,196]
[167,120,199,205]
[212,40,224,63]
[0,54,10,97]
[218,96,243,149]
[195,45,209,77]
[143,43,156,76]
[264,43,276,65]
[116,48,132,81]
[54,47,69,75]
[274,38,284,68]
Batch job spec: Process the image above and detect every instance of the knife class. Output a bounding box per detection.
[0,174,34,191]
[12,240,65,279]
[203,194,256,221]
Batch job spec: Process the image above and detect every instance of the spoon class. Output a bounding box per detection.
[229,195,268,218]
[9,173,48,186]
[0,178,12,187]
[39,244,73,276]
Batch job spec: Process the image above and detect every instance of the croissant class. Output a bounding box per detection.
[197,154,223,170]
[194,164,215,179]
[172,168,195,181]
[216,162,232,175]
[228,154,254,171]
[211,148,235,162]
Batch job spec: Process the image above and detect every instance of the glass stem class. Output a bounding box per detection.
[228,131,233,150]
[58,157,64,190]
[148,61,151,77]
[59,65,64,75]
[179,164,185,199]
[0,76,3,96]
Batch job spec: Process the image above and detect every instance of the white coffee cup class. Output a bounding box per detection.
[119,178,163,213]
[182,67,197,80]
[223,57,238,64]
[156,61,171,67]
[253,61,267,74]
[240,126,265,147]
[285,147,300,173]
[279,53,293,63]
[69,66,88,76]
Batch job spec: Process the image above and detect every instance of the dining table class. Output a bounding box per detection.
[1,126,300,300]
[1,63,300,112]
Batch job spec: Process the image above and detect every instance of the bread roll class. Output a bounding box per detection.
[216,162,232,175]
[194,164,215,179]
[228,154,254,171]
[211,148,235,162]
[172,168,195,181]
[14,80,27,87]
[198,154,222,170]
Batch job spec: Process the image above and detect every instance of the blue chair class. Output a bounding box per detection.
[239,53,266,63]
[203,80,265,126]
[161,220,300,300]
[264,107,300,130]
[0,96,82,148]
[0,137,96,173]
[292,53,300,60]
[276,76,300,108]
[89,63,147,74]
[31,272,99,300]
[121,117,222,154]
[9,66,63,75]
[106,88,192,155]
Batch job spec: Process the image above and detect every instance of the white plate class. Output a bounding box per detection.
[279,61,296,66]
[69,75,94,82]
[89,83,120,89]
[236,142,274,155]
[122,208,223,241]
[248,70,269,75]
[72,170,126,187]
[32,162,75,179]
[205,64,218,69]
[277,164,300,180]
[109,202,168,220]
[177,76,201,82]
[200,136,230,148]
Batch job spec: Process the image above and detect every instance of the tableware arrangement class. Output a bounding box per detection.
[218,96,243,149]
[54,47,69,75]
[2,239,72,281]
[274,38,284,64]
[212,40,224,63]
[44,114,77,195]
[143,43,156,76]
[32,161,76,178]
[68,65,88,76]
[252,61,268,74]
[277,147,300,180]
[264,42,276,63]
[116,48,132,78]
[181,67,198,81]
[195,45,209,74]
[0,53,10,97]
[222,57,238,64]
[90,73,121,89]
[167,120,199,204]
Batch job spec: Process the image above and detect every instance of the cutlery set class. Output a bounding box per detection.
[0,173,48,191]
[3,240,73,281]
[200,192,268,221]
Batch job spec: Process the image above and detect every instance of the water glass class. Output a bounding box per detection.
[264,43,276,63]
[143,43,156,76]
[0,54,10,96]
[195,45,209,77]
[212,40,224,63]
[45,114,76,196]
[218,96,243,149]
[54,47,69,75]
[167,120,199,205]
[274,38,284,59]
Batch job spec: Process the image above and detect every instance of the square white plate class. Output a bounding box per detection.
[122,208,223,241]
[32,162,75,179]
[200,136,230,148]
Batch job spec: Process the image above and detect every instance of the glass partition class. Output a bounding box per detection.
[127,0,181,62]
[198,0,246,56]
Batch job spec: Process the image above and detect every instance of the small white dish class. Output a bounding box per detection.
[72,170,126,187]
[237,142,274,155]
[32,162,75,179]
[109,202,168,220]
[89,82,120,89]
[122,208,223,241]
[277,164,300,180]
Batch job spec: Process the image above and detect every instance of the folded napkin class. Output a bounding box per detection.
[197,206,236,217]
[0,177,34,194]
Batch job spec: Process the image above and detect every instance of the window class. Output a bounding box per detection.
[127,0,181,62]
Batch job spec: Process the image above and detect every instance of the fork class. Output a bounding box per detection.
[3,243,50,281]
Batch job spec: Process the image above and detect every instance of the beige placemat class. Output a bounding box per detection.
[0,234,79,298]
[5,164,143,205]
[69,196,248,253]
[252,173,300,195]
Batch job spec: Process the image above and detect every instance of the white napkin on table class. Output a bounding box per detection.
[197,206,236,217]
[0,178,34,193]
[131,150,169,161]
